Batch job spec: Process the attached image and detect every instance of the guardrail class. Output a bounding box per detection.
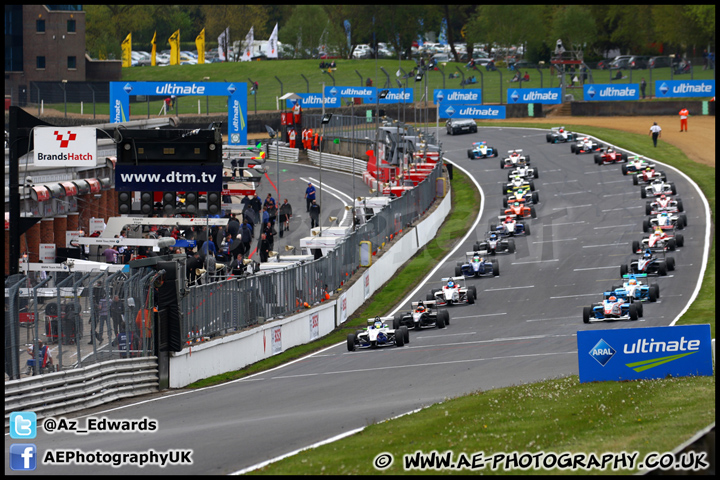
[4,356,159,426]
[266,144,300,163]
[306,150,367,174]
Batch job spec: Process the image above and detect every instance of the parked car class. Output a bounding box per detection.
[352,44,373,59]
[608,55,633,70]
[628,55,652,69]
[648,56,675,69]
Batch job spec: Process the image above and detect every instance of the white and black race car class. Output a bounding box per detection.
[546,126,577,143]
[570,137,603,154]
[507,164,538,180]
[347,317,409,351]
[501,150,531,169]
[641,179,677,198]
[393,300,450,330]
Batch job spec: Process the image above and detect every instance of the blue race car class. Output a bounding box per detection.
[455,251,500,278]
[489,215,531,237]
[582,295,640,324]
[609,273,660,303]
[467,141,499,159]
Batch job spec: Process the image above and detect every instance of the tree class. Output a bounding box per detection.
[279,5,334,58]
[550,5,598,55]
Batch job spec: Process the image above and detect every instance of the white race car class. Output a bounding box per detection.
[643,212,687,232]
[507,164,539,180]
[501,150,530,169]
[641,179,677,198]
[646,195,684,215]
[347,317,409,351]
[427,276,476,306]
[546,126,577,143]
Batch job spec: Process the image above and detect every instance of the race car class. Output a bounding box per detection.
[632,166,667,185]
[393,300,450,331]
[507,164,539,180]
[641,178,678,198]
[632,227,684,253]
[427,276,476,306]
[503,188,539,207]
[643,212,687,232]
[455,250,500,278]
[346,317,409,351]
[609,273,660,303]
[473,232,516,255]
[594,147,628,165]
[570,137,603,154]
[490,215,531,237]
[621,156,652,175]
[502,201,537,219]
[502,175,536,194]
[501,150,531,169]
[646,195,684,215]
[447,118,478,135]
[620,250,675,277]
[467,141,499,159]
[546,126,578,143]
[582,295,640,324]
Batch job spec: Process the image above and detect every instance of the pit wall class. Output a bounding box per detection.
[168,187,452,388]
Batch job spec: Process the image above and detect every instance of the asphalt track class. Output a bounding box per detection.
[4,127,708,475]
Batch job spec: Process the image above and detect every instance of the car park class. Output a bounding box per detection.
[628,56,651,69]
[608,55,633,69]
[352,44,373,59]
[393,301,449,330]
[648,56,674,69]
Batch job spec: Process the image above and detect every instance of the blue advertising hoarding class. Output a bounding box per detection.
[110,82,247,145]
[507,88,562,104]
[434,89,483,105]
[324,85,377,102]
[655,80,715,98]
[440,104,505,120]
[284,93,340,109]
[115,164,223,192]
[583,84,639,101]
[577,324,713,383]
[379,88,414,104]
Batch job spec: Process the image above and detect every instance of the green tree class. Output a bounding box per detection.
[550,5,598,55]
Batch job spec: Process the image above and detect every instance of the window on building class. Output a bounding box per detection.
[36,20,46,33]
[67,19,76,33]
[37,56,46,69]
[68,56,77,69]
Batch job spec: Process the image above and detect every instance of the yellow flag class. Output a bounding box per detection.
[151,31,157,66]
[196,28,205,64]
[169,30,180,65]
[121,33,132,68]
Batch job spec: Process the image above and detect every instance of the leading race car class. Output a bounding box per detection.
[570,137,603,154]
[394,301,450,331]
[490,215,531,237]
[427,276,477,306]
[621,249,675,277]
[502,201,537,219]
[508,164,539,180]
[622,156,653,175]
[346,317,409,351]
[641,178,678,198]
[546,126,578,143]
[447,118,478,135]
[467,141,499,159]
[632,227,684,253]
[583,294,640,324]
[632,166,667,185]
[501,150,531,169]
[455,250,500,278]
[503,188,539,207]
[610,273,660,304]
[502,175,536,194]
[646,195,684,215]
[473,232,516,255]
[594,147,628,165]
[643,212,687,232]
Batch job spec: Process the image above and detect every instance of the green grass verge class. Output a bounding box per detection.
[185,169,479,389]
[250,375,715,475]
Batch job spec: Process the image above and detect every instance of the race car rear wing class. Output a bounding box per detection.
[507,149,523,154]
[550,127,564,132]
[440,276,465,283]
[466,250,490,257]
[366,316,393,325]
[622,273,648,279]
[411,300,437,308]
[497,214,518,221]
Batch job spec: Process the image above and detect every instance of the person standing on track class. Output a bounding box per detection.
[649,122,662,147]
[679,107,689,132]
[305,182,316,212]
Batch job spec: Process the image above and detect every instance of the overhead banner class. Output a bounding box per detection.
[34,127,97,167]
[110,81,247,145]
[284,93,339,109]
[655,80,715,99]
[583,84,639,101]
[440,104,505,120]
[434,89,482,105]
[508,87,562,104]
[577,324,713,383]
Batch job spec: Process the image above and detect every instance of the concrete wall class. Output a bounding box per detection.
[168,187,452,388]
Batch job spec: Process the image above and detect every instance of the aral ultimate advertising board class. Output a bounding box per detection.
[378,88,414,104]
[284,93,339,109]
[110,82,247,145]
[434,89,482,105]
[654,80,715,99]
[324,85,376,102]
[583,84,639,101]
[508,88,562,105]
[577,324,713,383]
[440,104,505,120]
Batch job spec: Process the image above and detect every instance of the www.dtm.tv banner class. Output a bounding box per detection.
[577,324,713,383]
[115,165,223,192]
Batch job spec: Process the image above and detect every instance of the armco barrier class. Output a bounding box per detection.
[4,357,159,426]
[168,185,452,388]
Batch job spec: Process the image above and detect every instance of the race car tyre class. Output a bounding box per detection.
[493,150,498,157]
[660,171,667,181]
[507,239,516,253]
[469,286,477,301]
[570,134,578,141]
[575,148,581,155]
[395,330,405,347]
[636,301,643,318]
[620,264,629,276]
[679,214,688,227]
[641,188,647,199]
[503,197,508,208]
[670,183,677,195]
[633,175,639,185]
[501,184,508,195]
[676,199,684,212]
[642,220,650,233]
[393,313,403,330]
[530,206,537,219]
[467,294,475,305]
[347,334,357,351]
[489,223,497,232]
[524,224,531,235]
[473,242,481,252]
[652,284,660,300]
[621,153,628,162]
[440,309,450,325]
[492,260,499,276]
[582,306,591,324]
[668,238,676,251]
[658,262,668,276]
[666,256,675,271]
[629,304,639,321]
[436,314,445,329]
[426,293,435,301]
[649,285,658,302]
[532,191,539,204]
[467,149,473,159]
[594,154,601,164]
[622,165,628,175]
[546,134,552,143]
[455,266,463,277]
[570,144,576,153]
[611,285,621,292]
[646,202,652,215]
[529,180,535,191]
[534,168,539,178]
[526,155,531,163]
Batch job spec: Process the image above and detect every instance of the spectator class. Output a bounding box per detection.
[89,296,109,344]
[240,219,253,255]
[263,221,276,252]
[187,251,203,285]
[110,294,123,342]
[309,199,320,229]
[264,194,277,224]
[305,182,316,212]
[27,340,53,371]
[509,71,520,83]
[116,321,137,358]
[230,253,246,276]
[200,236,217,260]
[523,71,530,82]
[278,199,292,237]
[640,78,647,99]
[103,245,118,264]
[231,157,239,179]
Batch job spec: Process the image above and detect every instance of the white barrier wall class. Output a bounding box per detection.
[169,188,452,388]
